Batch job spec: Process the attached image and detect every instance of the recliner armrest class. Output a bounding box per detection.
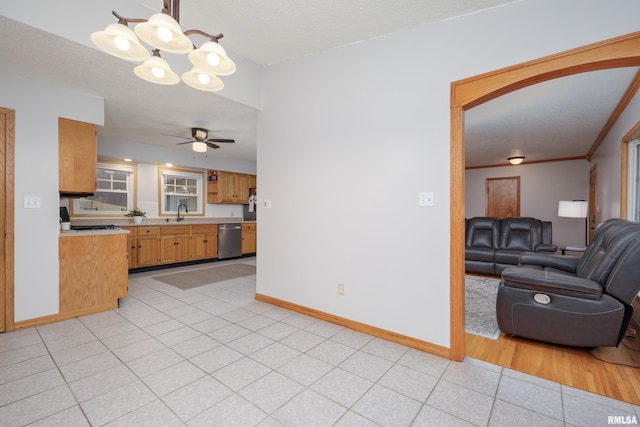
[535,243,557,253]
[501,266,603,300]
[519,252,579,274]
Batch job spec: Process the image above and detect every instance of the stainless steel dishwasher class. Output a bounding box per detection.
[218,224,242,259]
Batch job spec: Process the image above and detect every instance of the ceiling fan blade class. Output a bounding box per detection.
[176,140,195,145]
[207,138,235,143]
[163,133,192,140]
[205,142,220,149]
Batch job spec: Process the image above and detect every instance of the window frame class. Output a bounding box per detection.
[70,161,135,216]
[158,166,205,217]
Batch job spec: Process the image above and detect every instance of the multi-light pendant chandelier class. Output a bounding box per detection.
[91,0,235,92]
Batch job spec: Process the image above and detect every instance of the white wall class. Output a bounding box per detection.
[591,91,640,221]
[465,160,590,248]
[0,74,103,322]
[257,0,640,348]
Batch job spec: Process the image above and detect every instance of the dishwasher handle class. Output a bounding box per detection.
[219,224,242,230]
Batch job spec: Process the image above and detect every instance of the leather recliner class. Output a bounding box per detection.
[496,218,640,347]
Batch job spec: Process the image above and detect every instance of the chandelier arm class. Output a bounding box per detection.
[183,30,224,42]
[111,10,148,25]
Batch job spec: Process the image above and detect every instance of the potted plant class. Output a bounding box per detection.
[125,208,147,224]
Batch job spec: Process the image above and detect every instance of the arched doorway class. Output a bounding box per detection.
[449,31,640,361]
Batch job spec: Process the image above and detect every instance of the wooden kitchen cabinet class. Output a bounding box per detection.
[242,223,257,255]
[160,226,191,264]
[58,117,97,194]
[59,233,128,317]
[191,224,218,260]
[207,170,255,204]
[135,226,160,267]
[120,227,137,268]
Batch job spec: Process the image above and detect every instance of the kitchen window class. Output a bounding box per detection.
[159,167,204,215]
[72,162,133,215]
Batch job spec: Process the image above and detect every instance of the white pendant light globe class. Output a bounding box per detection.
[182,67,224,92]
[91,23,149,61]
[134,13,192,54]
[134,55,180,85]
[188,41,236,76]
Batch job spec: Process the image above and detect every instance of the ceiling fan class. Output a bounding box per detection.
[166,127,235,152]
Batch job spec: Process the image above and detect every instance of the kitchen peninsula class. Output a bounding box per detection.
[58,227,129,323]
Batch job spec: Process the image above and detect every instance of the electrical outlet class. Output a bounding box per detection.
[338,283,344,296]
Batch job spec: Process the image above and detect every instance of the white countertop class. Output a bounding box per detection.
[59,228,130,237]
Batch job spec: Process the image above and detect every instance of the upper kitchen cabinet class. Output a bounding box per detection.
[207,170,255,204]
[59,117,97,194]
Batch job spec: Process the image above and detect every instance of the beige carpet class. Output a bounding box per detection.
[465,275,501,340]
[152,263,256,290]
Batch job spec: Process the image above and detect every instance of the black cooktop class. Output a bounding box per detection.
[70,224,117,230]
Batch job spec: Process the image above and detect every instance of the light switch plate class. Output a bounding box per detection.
[263,199,272,209]
[419,192,434,207]
[24,196,41,209]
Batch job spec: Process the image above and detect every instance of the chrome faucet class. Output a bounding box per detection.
[177,203,188,222]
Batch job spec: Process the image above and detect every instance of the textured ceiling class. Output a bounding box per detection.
[138,0,521,66]
[0,0,635,167]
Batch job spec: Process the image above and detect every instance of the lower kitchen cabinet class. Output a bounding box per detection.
[160,226,191,264]
[59,233,128,317]
[122,226,161,268]
[122,222,251,270]
[242,223,257,254]
[191,224,218,260]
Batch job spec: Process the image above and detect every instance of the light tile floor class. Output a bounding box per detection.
[1,257,638,426]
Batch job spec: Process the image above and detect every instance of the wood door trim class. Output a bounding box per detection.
[0,107,15,332]
[449,31,640,362]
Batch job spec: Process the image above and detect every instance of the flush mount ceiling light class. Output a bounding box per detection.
[91,0,235,91]
[508,156,525,165]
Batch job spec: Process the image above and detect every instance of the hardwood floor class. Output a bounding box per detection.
[465,331,640,405]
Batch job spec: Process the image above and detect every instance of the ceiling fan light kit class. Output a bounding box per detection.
[191,141,208,152]
[508,156,525,165]
[91,0,235,92]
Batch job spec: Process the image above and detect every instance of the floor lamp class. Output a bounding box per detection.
[558,200,589,248]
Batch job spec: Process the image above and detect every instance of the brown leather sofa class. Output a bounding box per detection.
[496,218,640,347]
[465,217,557,276]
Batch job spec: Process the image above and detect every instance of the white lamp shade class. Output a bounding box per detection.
[91,23,150,61]
[192,141,208,152]
[188,41,236,76]
[182,68,224,92]
[558,200,588,218]
[133,56,180,85]
[134,13,192,54]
